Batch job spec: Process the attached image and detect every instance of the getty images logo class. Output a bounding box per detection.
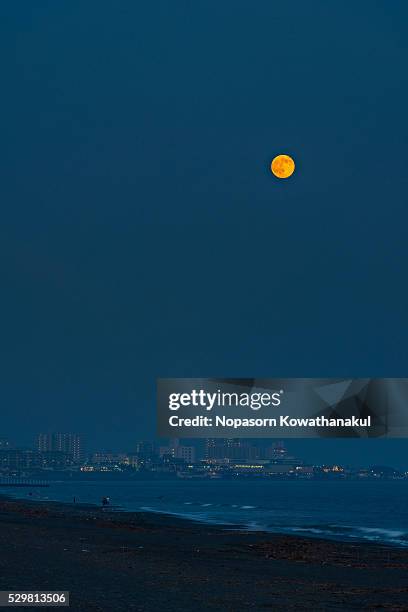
[168,389,283,411]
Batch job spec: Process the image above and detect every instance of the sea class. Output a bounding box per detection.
[2,479,407,548]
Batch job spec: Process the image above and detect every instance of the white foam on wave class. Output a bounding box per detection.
[356,527,406,538]
[244,521,267,532]
[289,527,327,535]
[284,524,408,547]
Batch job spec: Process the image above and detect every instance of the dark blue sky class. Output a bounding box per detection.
[1,2,407,466]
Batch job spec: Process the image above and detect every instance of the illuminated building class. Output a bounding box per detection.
[37,433,83,463]
[159,439,196,463]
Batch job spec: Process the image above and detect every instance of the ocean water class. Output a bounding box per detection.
[3,479,408,547]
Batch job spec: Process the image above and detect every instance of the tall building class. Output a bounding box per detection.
[159,438,196,463]
[37,433,83,463]
[135,440,156,459]
[0,438,10,449]
[205,438,253,461]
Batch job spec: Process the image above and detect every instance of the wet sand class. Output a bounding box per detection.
[0,496,407,611]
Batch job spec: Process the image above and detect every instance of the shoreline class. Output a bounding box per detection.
[0,495,407,610]
[1,490,407,550]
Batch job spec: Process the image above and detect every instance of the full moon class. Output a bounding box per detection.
[271,154,295,179]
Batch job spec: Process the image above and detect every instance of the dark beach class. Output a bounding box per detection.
[0,497,407,611]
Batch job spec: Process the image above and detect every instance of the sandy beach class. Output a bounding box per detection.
[0,496,407,611]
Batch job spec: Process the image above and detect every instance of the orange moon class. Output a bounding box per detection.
[271,154,295,179]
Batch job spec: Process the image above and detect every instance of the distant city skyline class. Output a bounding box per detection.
[1,434,406,479]
[0,432,407,470]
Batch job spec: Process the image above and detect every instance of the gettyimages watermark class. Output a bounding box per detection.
[157,378,408,438]
[168,389,282,411]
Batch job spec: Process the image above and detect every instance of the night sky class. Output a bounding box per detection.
[1,2,407,467]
